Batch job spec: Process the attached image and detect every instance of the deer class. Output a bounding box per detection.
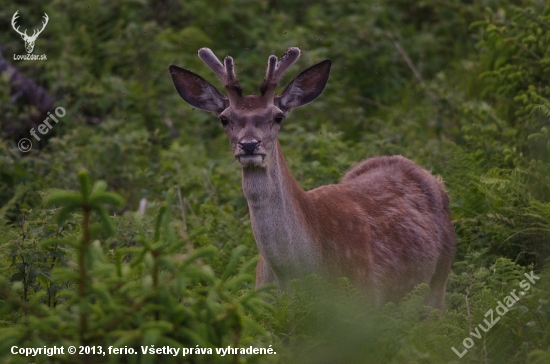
[11,11,49,54]
[169,47,456,310]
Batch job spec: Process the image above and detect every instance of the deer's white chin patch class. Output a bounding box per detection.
[238,155,265,168]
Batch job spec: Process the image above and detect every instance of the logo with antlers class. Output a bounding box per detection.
[11,11,49,54]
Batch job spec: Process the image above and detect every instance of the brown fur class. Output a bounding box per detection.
[302,156,456,308]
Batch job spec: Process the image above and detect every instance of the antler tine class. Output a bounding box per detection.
[11,11,25,36]
[224,56,243,96]
[274,47,301,80]
[198,48,227,82]
[198,48,242,100]
[11,10,19,24]
[266,55,277,80]
[224,56,240,83]
[260,47,300,96]
[40,13,49,31]
[259,55,278,94]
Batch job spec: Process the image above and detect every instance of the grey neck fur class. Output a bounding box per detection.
[240,142,318,284]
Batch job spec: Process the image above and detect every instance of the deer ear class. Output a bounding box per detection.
[169,65,228,114]
[275,59,331,112]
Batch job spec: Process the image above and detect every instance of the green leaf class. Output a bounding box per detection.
[180,246,217,268]
[95,206,116,236]
[55,201,83,224]
[222,245,247,280]
[44,191,82,207]
[78,169,92,201]
[90,192,125,209]
[90,180,107,195]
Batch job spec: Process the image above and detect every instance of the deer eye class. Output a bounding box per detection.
[220,116,229,126]
[274,114,284,123]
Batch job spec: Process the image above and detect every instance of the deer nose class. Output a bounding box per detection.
[239,140,260,155]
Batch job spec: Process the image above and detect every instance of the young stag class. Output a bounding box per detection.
[169,48,456,310]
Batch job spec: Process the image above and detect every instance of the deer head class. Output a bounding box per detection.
[169,48,331,169]
[11,11,49,54]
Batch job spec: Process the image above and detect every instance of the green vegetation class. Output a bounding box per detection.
[0,0,549,362]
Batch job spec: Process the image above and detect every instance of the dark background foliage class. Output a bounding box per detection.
[0,0,549,363]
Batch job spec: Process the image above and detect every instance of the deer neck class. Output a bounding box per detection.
[241,141,318,282]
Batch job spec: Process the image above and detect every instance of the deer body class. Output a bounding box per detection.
[170,48,455,310]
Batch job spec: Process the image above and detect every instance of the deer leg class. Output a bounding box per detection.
[425,253,454,312]
[255,253,276,289]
